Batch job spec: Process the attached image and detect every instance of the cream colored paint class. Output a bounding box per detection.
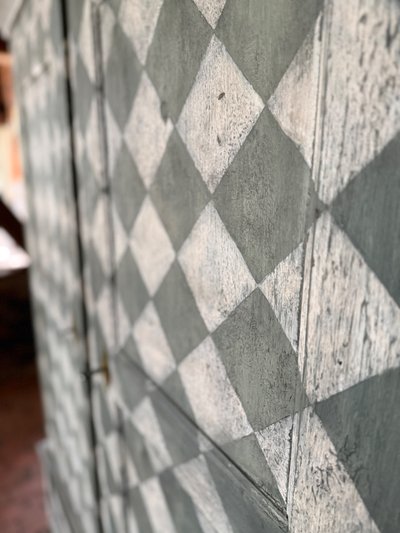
[177,36,264,193]
[174,455,234,533]
[104,102,123,178]
[133,301,176,384]
[119,0,164,65]
[256,415,292,502]
[131,397,173,473]
[140,477,177,533]
[318,0,400,203]
[130,196,175,296]
[192,0,226,28]
[179,337,252,445]
[260,242,303,351]
[92,194,112,277]
[78,0,96,82]
[304,212,400,402]
[178,202,256,331]
[268,14,321,168]
[124,72,173,189]
[96,283,115,352]
[290,408,379,533]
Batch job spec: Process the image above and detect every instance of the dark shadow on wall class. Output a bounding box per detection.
[0,269,48,533]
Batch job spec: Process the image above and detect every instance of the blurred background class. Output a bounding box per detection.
[0,33,48,533]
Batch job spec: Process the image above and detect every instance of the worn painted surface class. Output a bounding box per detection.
[11,1,99,531]
[12,0,400,531]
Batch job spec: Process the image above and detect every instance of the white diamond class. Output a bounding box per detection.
[174,455,234,533]
[178,202,256,331]
[179,337,252,444]
[318,0,400,203]
[103,432,122,485]
[125,451,139,489]
[291,407,380,533]
[109,496,125,532]
[130,196,174,296]
[119,0,164,65]
[104,102,123,178]
[177,36,264,193]
[192,0,226,28]
[100,2,116,71]
[303,212,400,402]
[96,283,115,352]
[75,127,85,164]
[140,477,176,533]
[260,242,304,351]
[124,72,173,188]
[85,100,103,183]
[92,386,105,442]
[127,507,140,533]
[100,497,112,532]
[112,206,129,266]
[91,195,112,277]
[256,416,292,502]
[268,14,322,168]
[115,292,131,349]
[78,0,96,82]
[84,269,95,319]
[131,398,173,473]
[133,302,176,384]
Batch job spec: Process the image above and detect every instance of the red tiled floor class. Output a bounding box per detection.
[0,271,48,533]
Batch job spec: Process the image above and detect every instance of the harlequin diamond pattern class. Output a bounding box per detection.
[145,0,213,124]
[130,196,175,296]
[192,0,227,28]
[178,202,256,332]
[13,0,98,530]
[124,73,173,189]
[119,0,164,65]
[112,355,292,532]
[177,35,264,193]
[97,1,400,531]
[17,0,400,531]
[104,22,141,132]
